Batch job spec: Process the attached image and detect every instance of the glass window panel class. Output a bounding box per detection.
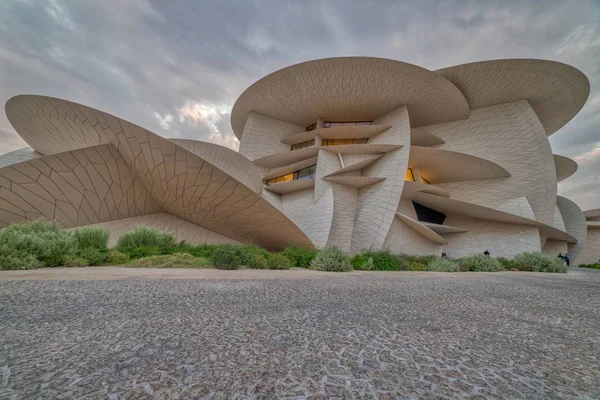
[405,169,414,181]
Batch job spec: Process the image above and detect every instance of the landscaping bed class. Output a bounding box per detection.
[0,220,567,273]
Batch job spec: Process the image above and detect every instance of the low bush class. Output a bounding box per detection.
[497,257,514,270]
[0,220,76,267]
[62,255,90,268]
[460,254,501,272]
[76,247,107,266]
[282,246,317,268]
[115,227,175,257]
[397,254,438,270]
[171,242,223,258]
[212,245,242,270]
[352,255,374,271]
[131,253,211,268]
[359,250,399,271]
[267,253,293,270]
[73,227,109,251]
[512,252,566,273]
[579,263,600,270]
[311,246,352,272]
[237,245,270,268]
[0,246,43,270]
[427,258,460,272]
[406,261,427,271]
[105,249,130,265]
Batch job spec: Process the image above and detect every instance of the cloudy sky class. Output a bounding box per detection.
[0,0,599,209]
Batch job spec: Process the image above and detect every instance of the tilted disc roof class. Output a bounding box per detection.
[436,59,590,136]
[231,57,470,139]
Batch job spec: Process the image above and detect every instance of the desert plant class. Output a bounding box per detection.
[497,257,514,270]
[267,253,293,270]
[579,263,600,270]
[105,249,130,265]
[311,246,352,272]
[115,227,175,257]
[0,245,43,270]
[360,250,399,271]
[460,253,501,272]
[0,220,76,267]
[212,245,242,270]
[427,258,460,272]
[512,252,566,273]
[406,261,427,271]
[62,255,90,268]
[282,246,317,268]
[76,247,107,266]
[237,245,270,268]
[172,242,223,258]
[397,254,438,270]
[131,253,211,268]
[73,227,109,251]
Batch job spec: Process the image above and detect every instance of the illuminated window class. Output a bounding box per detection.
[324,121,372,128]
[421,176,430,185]
[305,123,317,132]
[291,139,315,151]
[266,164,317,185]
[322,138,368,146]
[405,168,415,181]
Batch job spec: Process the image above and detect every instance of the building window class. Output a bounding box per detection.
[266,164,317,185]
[305,123,317,132]
[405,168,415,181]
[291,139,315,151]
[322,138,368,146]
[324,121,372,128]
[421,176,430,185]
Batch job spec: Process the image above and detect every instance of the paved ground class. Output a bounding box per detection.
[1,268,599,399]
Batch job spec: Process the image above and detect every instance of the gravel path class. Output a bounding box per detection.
[1,268,599,399]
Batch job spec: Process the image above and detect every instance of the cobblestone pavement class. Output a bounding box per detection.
[1,268,599,399]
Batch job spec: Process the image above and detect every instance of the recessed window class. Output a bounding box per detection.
[291,139,315,151]
[405,168,415,181]
[324,121,372,128]
[266,164,317,185]
[322,138,368,146]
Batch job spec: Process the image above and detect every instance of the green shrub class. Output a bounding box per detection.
[406,261,427,271]
[351,253,369,269]
[73,227,109,250]
[267,253,293,270]
[579,263,600,270]
[77,247,107,266]
[0,246,43,270]
[397,254,438,270]
[311,246,352,272]
[62,255,90,268]
[237,245,270,268]
[105,249,130,265]
[497,257,514,270]
[0,220,76,267]
[460,253,501,272]
[115,227,175,257]
[131,253,211,268]
[172,242,223,258]
[212,245,241,270]
[282,246,317,268]
[427,258,460,272]
[512,252,566,273]
[127,246,162,259]
[360,250,399,271]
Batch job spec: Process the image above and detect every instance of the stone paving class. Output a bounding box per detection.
[0,268,599,399]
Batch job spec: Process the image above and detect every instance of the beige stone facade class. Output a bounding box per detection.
[1,57,597,263]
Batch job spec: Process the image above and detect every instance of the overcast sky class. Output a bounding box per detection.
[0,0,599,209]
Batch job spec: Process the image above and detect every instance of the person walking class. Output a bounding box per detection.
[564,253,570,267]
[558,253,564,261]
[484,249,490,257]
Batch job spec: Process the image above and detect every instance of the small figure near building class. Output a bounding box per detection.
[484,249,490,257]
